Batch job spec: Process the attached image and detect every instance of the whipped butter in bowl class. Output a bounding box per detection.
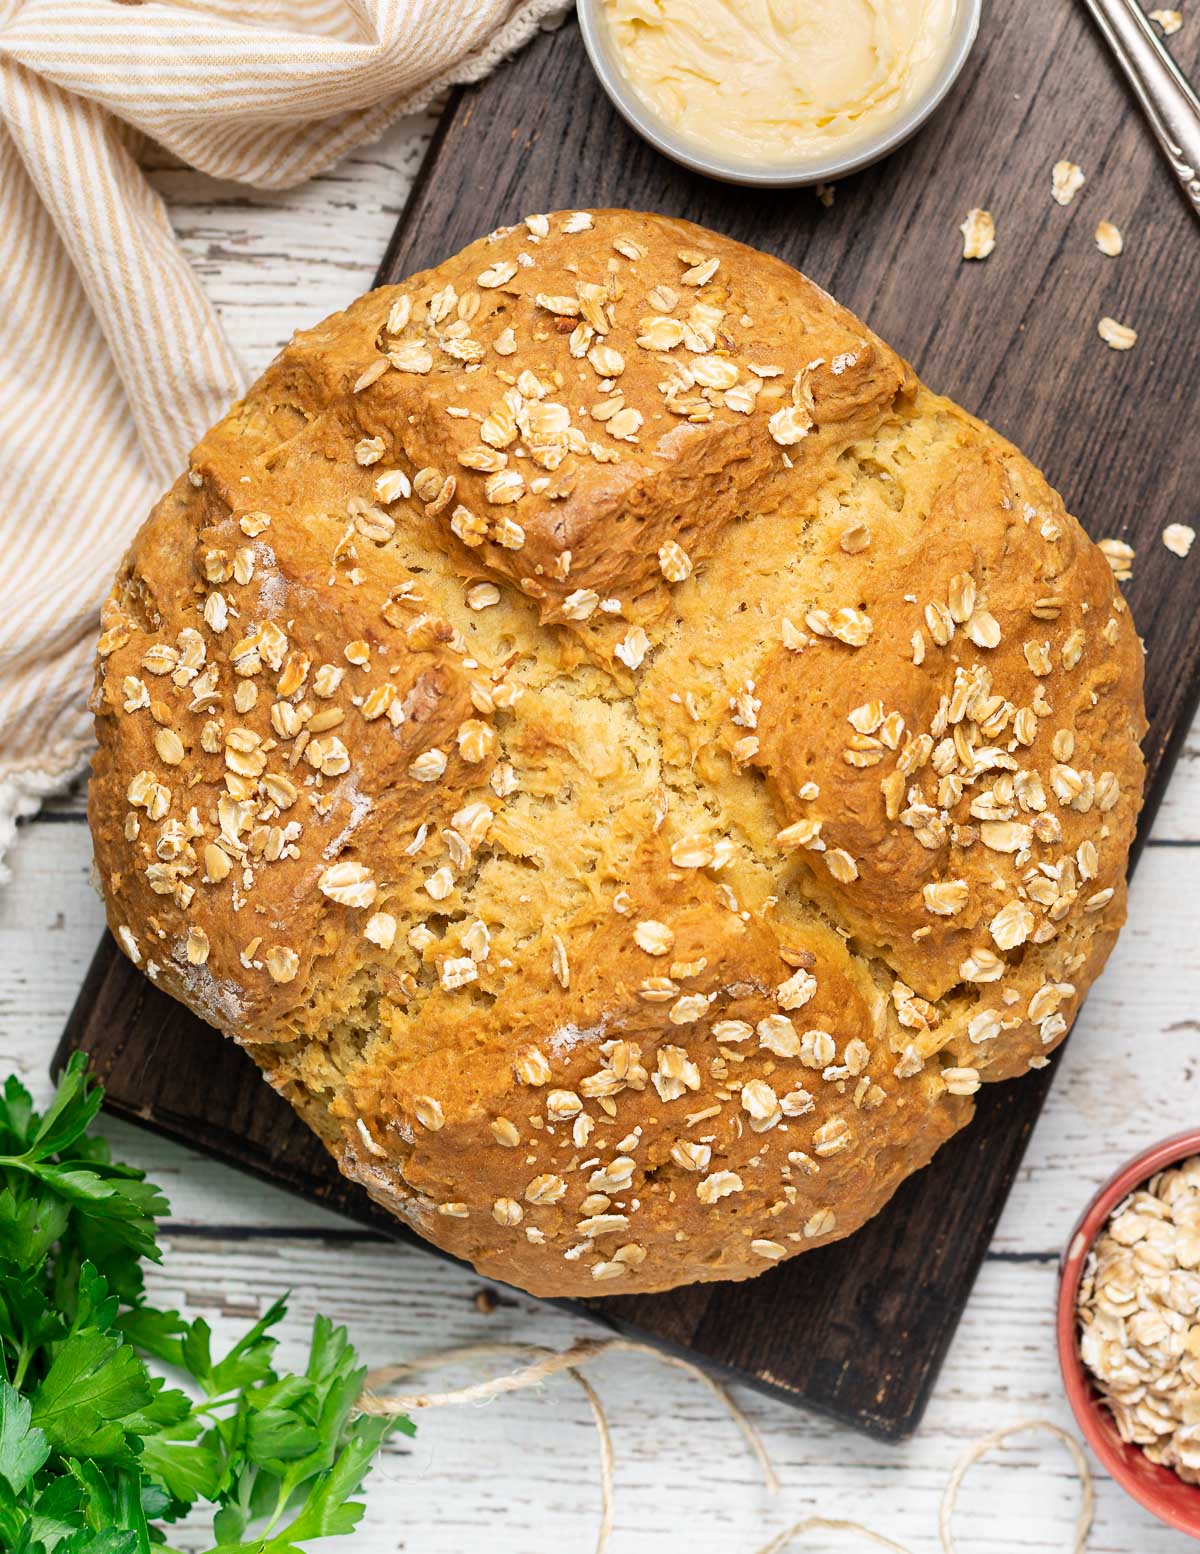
[578,0,981,186]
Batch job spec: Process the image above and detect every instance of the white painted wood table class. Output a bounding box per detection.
[4,113,1199,1554]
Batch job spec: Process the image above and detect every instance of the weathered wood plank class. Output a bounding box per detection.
[138,1244,1178,1554]
[55,10,1200,1440]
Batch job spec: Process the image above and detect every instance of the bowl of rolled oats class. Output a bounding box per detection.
[1059,1132,1200,1535]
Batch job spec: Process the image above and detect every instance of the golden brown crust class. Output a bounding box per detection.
[88,210,1146,1297]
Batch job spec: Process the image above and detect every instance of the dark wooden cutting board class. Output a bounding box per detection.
[56,4,1200,1440]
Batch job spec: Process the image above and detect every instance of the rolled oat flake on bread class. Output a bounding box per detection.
[89,210,1147,1297]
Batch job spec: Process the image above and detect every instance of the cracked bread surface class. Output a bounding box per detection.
[89,209,1146,1297]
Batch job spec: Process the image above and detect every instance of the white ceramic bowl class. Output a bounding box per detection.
[576,0,983,188]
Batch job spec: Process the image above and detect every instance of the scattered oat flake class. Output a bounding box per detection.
[551,934,570,989]
[815,183,835,208]
[1164,523,1196,557]
[265,946,299,984]
[1095,220,1124,257]
[318,861,376,909]
[1052,160,1086,205]
[1099,537,1135,580]
[614,626,650,670]
[1150,7,1182,31]
[634,920,674,955]
[959,208,995,260]
[365,913,397,950]
[185,927,209,966]
[1098,316,1137,351]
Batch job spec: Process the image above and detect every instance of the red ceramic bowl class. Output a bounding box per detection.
[1058,1129,1200,1538]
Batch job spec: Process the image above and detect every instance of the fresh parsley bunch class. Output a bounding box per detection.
[0,1055,410,1553]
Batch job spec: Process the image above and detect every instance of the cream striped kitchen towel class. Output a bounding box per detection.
[0,0,567,868]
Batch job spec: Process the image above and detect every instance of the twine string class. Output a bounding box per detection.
[361,1341,620,1554]
[361,1333,776,1491]
[939,1418,1094,1554]
[571,1365,616,1554]
[360,1335,779,1554]
[755,1519,915,1553]
[357,1337,1094,1554]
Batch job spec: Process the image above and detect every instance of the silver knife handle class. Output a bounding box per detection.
[1080,0,1200,218]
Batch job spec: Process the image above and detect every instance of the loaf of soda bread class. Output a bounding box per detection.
[89,210,1146,1296]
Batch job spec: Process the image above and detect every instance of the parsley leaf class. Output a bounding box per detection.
[32,1329,155,1460]
[24,1058,105,1163]
[0,1059,166,1269]
[0,1379,50,1493]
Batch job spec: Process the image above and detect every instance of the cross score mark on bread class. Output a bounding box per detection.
[89,210,1147,1297]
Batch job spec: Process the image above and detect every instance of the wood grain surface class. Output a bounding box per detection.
[57,4,1200,1440]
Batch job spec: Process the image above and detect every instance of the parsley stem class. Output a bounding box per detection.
[192,1393,240,1417]
[262,1480,291,1535]
[11,1342,32,1390]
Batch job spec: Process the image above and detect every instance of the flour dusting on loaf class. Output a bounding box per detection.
[89,211,1146,1296]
